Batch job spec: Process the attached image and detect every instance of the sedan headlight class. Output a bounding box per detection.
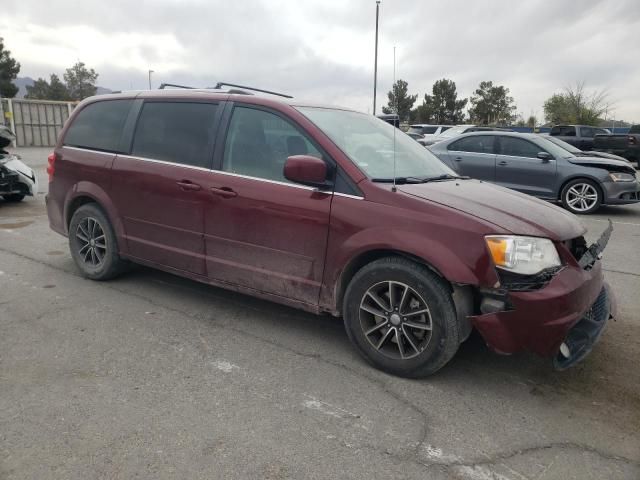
[609,172,636,182]
[485,236,561,275]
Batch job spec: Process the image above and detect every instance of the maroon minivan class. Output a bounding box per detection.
[46,88,615,376]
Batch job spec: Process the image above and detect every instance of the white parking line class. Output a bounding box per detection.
[592,218,640,227]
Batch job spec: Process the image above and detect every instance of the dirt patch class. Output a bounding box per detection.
[0,220,33,229]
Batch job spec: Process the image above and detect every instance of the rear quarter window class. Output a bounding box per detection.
[63,100,133,152]
[131,102,219,168]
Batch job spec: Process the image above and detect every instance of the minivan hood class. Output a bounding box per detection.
[568,155,635,173]
[399,180,586,241]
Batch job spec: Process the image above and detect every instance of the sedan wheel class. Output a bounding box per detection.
[561,179,602,214]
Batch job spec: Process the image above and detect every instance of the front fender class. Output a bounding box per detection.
[321,225,496,313]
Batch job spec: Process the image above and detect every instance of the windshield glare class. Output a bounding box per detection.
[535,136,576,159]
[297,107,455,180]
[544,135,580,154]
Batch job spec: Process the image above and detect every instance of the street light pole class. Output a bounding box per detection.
[148,70,154,90]
[373,0,381,115]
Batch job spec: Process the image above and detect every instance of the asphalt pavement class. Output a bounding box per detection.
[1,148,639,479]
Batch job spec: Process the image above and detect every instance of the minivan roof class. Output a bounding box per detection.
[79,90,361,113]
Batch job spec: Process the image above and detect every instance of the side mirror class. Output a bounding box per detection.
[284,155,329,188]
[537,151,552,162]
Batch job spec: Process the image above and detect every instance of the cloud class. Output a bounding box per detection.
[3,0,640,122]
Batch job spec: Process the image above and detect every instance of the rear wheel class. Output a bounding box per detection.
[343,257,460,377]
[2,194,25,202]
[69,203,127,280]
[561,179,602,214]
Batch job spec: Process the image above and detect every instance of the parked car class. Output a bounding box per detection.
[47,89,615,376]
[376,114,400,128]
[421,125,511,146]
[406,132,424,142]
[593,124,640,165]
[0,126,38,202]
[407,124,451,144]
[542,134,632,164]
[548,125,610,151]
[430,131,639,214]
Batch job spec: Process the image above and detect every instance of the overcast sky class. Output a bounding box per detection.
[3,0,639,123]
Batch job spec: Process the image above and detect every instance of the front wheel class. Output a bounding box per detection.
[560,179,602,214]
[343,257,460,377]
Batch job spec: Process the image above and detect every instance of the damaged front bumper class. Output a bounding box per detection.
[470,221,616,369]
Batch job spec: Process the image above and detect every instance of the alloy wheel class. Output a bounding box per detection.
[76,217,107,267]
[566,183,598,212]
[359,281,433,360]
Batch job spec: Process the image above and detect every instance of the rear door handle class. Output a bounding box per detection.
[454,156,463,162]
[498,160,508,166]
[176,180,201,191]
[210,186,237,198]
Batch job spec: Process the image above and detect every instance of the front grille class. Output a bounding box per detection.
[553,287,609,370]
[497,265,564,291]
[565,236,588,262]
[585,287,609,325]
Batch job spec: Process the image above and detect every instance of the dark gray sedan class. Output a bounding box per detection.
[429,131,640,214]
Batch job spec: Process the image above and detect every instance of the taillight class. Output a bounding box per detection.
[46,152,57,182]
[629,136,637,146]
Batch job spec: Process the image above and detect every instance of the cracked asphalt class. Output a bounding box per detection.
[1,148,639,480]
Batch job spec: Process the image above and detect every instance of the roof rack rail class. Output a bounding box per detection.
[213,82,293,99]
[158,83,195,89]
[157,82,292,99]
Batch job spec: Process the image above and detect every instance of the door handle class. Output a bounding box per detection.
[454,156,463,162]
[210,186,237,198]
[176,180,201,191]
[498,161,508,166]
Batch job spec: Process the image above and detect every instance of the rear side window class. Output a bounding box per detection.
[421,126,438,134]
[448,136,495,154]
[630,125,640,134]
[594,128,609,135]
[550,126,577,136]
[131,102,218,168]
[499,137,541,158]
[64,100,132,152]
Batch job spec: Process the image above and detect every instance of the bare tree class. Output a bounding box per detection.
[543,82,610,125]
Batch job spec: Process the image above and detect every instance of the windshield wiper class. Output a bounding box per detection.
[421,174,470,183]
[372,174,469,184]
[371,176,428,184]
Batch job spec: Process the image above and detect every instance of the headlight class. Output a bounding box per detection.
[609,172,636,182]
[485,236,561,275]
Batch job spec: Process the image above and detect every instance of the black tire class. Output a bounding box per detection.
[560,178,602,215]
[2,194,25,202]
[68,203,127,280]
[343,256,460,377]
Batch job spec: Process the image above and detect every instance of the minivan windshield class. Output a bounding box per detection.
[297,107,455,180]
